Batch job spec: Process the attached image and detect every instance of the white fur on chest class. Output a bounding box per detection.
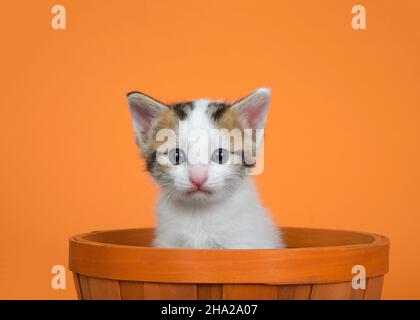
[154,178,284,249]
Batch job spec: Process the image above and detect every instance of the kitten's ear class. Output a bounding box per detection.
[127,92,167,148]
[232,88,271,167]
[231,87,271,130]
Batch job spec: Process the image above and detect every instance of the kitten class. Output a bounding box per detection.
[127,87,284,249]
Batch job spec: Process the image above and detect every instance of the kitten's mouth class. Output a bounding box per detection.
[186,187,212,195]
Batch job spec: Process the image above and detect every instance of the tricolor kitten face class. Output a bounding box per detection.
[127,88,271,205]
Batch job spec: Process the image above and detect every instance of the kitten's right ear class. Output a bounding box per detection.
[127,92,167,148]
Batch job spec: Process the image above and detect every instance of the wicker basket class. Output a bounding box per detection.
[69,227,389,300]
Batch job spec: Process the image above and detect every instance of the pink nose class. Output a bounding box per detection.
[189,166,208,188]
[189,175,208,188]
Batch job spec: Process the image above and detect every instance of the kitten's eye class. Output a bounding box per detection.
[168,148,186,165]
[212,148,229,164]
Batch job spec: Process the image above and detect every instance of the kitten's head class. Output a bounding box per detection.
[127,88,271,205]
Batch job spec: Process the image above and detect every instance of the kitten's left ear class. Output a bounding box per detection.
[231,87,272,130]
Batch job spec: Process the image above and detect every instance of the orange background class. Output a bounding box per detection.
[0,0,419,299]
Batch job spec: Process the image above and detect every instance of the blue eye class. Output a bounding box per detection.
[212,148,229,164]
[168,148,186,165]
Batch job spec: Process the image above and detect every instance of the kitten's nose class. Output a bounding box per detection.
[189,166,208,188]
[190,176,208,188]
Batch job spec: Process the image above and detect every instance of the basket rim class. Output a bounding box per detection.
[69,226,389,284]
[69,226,388,250]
